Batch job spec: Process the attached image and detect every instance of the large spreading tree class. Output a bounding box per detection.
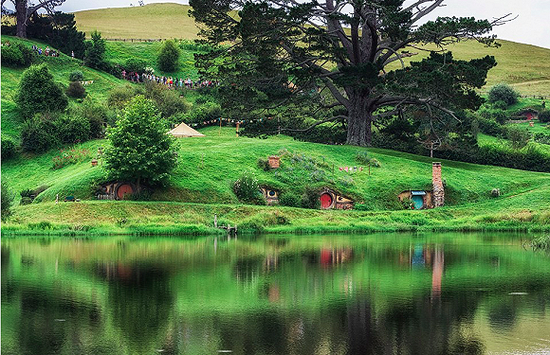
[190,0,509,146]
[2,0,66,38]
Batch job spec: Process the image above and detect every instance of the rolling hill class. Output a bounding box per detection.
[73,3,550,96]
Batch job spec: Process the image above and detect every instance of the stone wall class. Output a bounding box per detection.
[432,162,444,207]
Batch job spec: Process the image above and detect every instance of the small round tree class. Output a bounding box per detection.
[15,63,68,118]
[157,40,180,72]
[488,84,519,107]
[104,96,177,190]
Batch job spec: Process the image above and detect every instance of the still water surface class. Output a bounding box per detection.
[2,233,550,355]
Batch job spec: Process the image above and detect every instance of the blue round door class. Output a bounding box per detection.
[412,195,424,209]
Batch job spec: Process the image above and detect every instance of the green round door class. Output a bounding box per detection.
[412,195,424,209]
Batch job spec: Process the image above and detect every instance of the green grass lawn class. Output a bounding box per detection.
[104,41,201,79]
[3,126,550,234]
[74,3,199,40]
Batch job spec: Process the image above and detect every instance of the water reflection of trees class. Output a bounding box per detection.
[96,262,174,354]
[3,235,550,355]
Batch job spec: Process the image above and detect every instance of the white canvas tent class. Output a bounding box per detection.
[168,122,205,137]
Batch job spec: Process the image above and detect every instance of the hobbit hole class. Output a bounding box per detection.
[319,188,354,210]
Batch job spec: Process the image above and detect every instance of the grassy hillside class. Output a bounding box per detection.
[104,41,201,79]
[2,125,550,234]
[73,3,550,96]
[0,35,129,141]
[74,3,199,40]
[2,35,550,235]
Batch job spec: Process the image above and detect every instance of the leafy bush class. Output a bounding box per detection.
[124,58,147,73]
[108,86,143,110]
[69,70,84,82]
[1,181,14,220]
[157,39,181,72]
[66,81,87,98]
[56,114,91,144]
[233,172,264,204]
[257,158,270,171]
[1,135,17,160]
[144,82,189,118]
[20,113,60,153]
[184,101,222,124]
[19,185,48,204]
[477,143,550,172]
[19,197,33,206]
[369,158,381,167]
[534,133,550,145]
[492,100,508,110]
[488,84,519,107]
[476,116,506,137]
[506,126,531,149]
[478,107,508,125]
[279,192,301,207]
[15,63,68,117]
[84,30,106,69]
[539,110,550,123]
[75,99,111,138]
[1,42,34,67]
[301,186,320,209]
[355,151,370,164]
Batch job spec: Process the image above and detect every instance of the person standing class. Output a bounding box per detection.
[71,50,75,59]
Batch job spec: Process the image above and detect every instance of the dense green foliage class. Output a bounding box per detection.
[66,81,87,98]
[104,96,177,188]
[539,110,550,123]
[1,181,15,220]
[157,40,180,72]
[1,42,34,67]
[84,31,106,69]
[2,12,87,58]
[488,84,519,107]
[232,172,264,205]
[69,70,84,82]
[506,126,531,149]
[107,83,190,123]
[15,63,68,118]
[1,135,17,160]
[191,0,499,146]
[123,58,147,73]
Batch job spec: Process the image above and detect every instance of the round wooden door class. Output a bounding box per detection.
[117,184,133,199]
[320,193,333,209]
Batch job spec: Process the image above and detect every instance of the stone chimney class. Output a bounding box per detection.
[432,162,444,207]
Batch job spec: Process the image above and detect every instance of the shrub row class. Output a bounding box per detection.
[1,42,34,67]
[21,101,111,153]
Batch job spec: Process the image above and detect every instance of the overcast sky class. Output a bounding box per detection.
[31,0,550,49]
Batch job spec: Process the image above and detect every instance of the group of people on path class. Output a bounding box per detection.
[31,45,60,57]
[121,70,218,90]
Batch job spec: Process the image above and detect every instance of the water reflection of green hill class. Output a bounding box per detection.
[2,233,550,354]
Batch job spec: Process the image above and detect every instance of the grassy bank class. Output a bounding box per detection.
[2,189,550,235]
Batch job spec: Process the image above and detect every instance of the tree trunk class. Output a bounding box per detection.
[16,0,28,38]
[345,91,372,146]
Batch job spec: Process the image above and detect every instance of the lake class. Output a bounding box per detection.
[2,233,550,355]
